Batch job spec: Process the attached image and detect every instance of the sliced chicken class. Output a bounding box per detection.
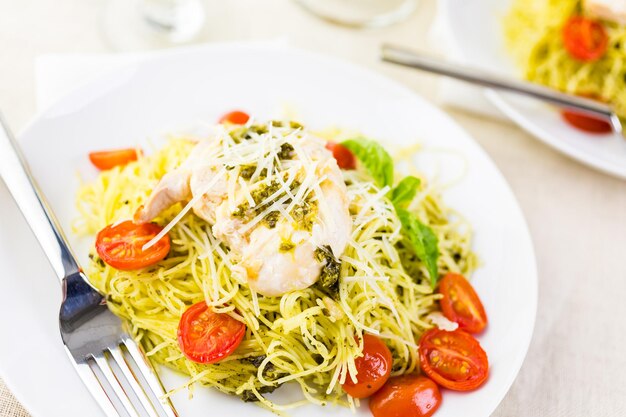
[235,155,351,296]
[134,170,191,223]
[135,138,223,223]
[239,227,322,295]
[585,0,626,25]
[136,122,352,297]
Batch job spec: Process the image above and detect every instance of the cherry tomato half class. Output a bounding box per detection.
[326,141,356,170]
[89,148,140,170]
[219,110,250,125]
[177,301,246,364]
[369,375,442,417]
[562,110,613,133]
[342,334,392,398]
[562,16,608,62]
[439,273,488,333]
[95,221,170,270]
[418,328,488,391]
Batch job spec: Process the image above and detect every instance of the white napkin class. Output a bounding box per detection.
[429,3,506,121]
[34,40,288,111]
[35,29,502,121]
[35,54,146,111]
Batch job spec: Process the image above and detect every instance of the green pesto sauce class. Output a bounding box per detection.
[227,120,319,231]
[251,180,282,205]
[239,355,281,402]
[232,179,319,231]
[229,124,269,142]
[232,180,283,224]
[279,240,295,252]
[239,165,256,179]
[239,164,267,180]
[240,385,280,402]
[270,120,304,130]
[229,120,303,143]
[263,211,280,228]
[292,200,318,232]
[277,143,294,160]
[314,245,341,294]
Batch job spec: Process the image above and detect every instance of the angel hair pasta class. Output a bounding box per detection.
[74,119,477,414]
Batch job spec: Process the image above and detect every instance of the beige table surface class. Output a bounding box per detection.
[2,0,626,416]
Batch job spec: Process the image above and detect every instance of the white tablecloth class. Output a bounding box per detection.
[1,1,626,416]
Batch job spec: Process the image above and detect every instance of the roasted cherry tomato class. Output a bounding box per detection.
[369,374,442,417]
[177,301,246,364]
[562,110,613,133]
[326,141,356,170]
[562,16,608,62]
[89,148,140,170]
[219,110,250,125]
[439,273,488,333]
[418,328,488,391]
[342,334,392,398]
[95,221,170,270]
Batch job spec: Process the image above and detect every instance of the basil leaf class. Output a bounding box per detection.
[390,176,421,209]
[341,138,394,189]
[340,137,437,285]
[396,207,439,287]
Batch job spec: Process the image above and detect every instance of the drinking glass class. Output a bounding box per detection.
[294,0,418,28]
[102,0,207,51]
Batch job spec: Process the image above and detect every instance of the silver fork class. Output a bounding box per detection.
[0,113,179,417]
[380,44,623,135]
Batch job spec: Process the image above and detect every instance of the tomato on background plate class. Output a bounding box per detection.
[561,110,613,133]
[439,273,487,333]
[342,334,392,398]
[419,328,488,391]
[369,374,442,417]
[89,148,140,170]
[95,221,170,270]
[562,16,608,62]
[326,141,356,170]
[177,301,246,364]
[219,110,250,125]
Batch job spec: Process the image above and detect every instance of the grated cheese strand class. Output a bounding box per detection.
[142,167,227,251]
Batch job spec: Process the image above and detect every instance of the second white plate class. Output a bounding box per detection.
[441,0,626,179]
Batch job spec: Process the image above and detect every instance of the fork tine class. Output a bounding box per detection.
[109,345,160,417]
[73,359,122,417]
[93,353,142,417]
[122,336,179,417]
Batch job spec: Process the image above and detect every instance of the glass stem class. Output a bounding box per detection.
[140,0,188,33]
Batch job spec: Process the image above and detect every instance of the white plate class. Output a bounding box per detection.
[441,0,626,179]
[0,44,536,417]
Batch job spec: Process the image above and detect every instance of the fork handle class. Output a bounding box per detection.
[0,112,80,280]
[381,44,623,134]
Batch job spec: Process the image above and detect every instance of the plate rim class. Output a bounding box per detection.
[0,42,538,417]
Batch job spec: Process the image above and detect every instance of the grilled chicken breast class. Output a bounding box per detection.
[135,121,352,297]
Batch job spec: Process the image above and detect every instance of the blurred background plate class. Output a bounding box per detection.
[0,43,536,417]
[441,0,626,179]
